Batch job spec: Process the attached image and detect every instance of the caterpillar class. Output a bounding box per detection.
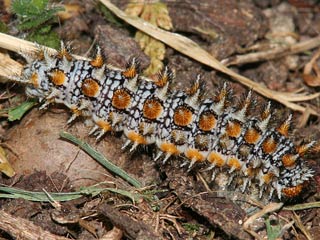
[16,43,316,201]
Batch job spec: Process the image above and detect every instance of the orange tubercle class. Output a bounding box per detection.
[112,89,131,110]
[96,120,112,132]
[215,87,227,102]
[296,142,315,156]
[261,105,271,120]
[244,128,261,144]
[262,137,277,154]
[185,148,205,162]
[155,74,168,87]
[57,48,72,61]
[246,167,256,177]
[123,64,138,79]
[160,142,180,155]
[127,131,147,145]
[227,157,241,170]
[81,78,100,97]
[296,144,308,156]
[277,119,291,137]
[186,80,200,95]
[282,154,296,168]
[71,106,81,116]
[143,99,163,120]
[226,121,242,138]
[199,113,216,131]
[173,106,193,127]
[36,50,45,61]
[282,184,303,198]
[262,172,274,184]
[154,67,173,87]
[207,152,225,167]
[30,72,39,87]
[50,69,66,86]
[90,54,104,68]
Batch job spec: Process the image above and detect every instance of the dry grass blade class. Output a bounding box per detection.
[100,0,319,115]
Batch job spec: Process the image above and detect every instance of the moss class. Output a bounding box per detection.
[11,0,63,48]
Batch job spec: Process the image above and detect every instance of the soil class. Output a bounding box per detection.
[0,0,320,239]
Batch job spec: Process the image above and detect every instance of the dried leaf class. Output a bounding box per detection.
[145,58,164,76]
[140,3,172,30]
[125,1,172,75]
[0,146,15,177]
[144,38,166,60]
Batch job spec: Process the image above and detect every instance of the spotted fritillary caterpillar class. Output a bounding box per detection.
[16,43,316,201]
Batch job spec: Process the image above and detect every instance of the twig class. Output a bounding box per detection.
[0,209,69,240]
[221,36,320,66]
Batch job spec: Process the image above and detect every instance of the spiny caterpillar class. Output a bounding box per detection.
[15,43,316,201]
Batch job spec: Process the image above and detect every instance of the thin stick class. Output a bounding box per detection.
[222,36,320,66]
